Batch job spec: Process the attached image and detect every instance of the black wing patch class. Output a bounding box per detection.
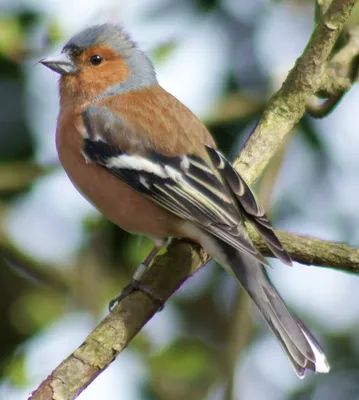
[206,146,292,265]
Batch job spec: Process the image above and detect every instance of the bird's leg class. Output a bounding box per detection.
[109,239,168,311]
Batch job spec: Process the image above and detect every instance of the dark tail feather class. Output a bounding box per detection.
[247,215,293,266]
[213,238,329,377]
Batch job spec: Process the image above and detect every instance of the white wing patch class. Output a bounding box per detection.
[106,154,181,181]
[139,175,150,189]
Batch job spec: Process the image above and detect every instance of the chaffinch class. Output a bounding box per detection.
[40,23,329,377]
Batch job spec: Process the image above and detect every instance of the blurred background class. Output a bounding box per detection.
[1,0,359,399]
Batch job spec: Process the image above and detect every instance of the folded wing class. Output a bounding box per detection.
[82,105,269,265]
[205,146,292,265]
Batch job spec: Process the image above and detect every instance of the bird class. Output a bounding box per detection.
[40,23,330,377]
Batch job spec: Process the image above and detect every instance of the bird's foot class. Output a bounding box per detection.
[108,278,164,311]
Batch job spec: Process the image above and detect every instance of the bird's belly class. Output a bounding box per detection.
[58,150,182,239]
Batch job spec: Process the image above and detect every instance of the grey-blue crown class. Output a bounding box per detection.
[64,23,158,98]
[64,24,136,57]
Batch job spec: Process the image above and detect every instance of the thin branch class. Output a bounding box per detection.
[233,0,357,183]
[0,207,71,292]
[252,229,359,273]
[224,292,252,400]
[30,1,358,399]
[0,161,58,192]
[204,93,264,125]
[307,23,359,117]
[0,247,70,293]
[306,93,346,118]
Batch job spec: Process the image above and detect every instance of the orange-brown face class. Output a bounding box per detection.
[59,44,130,105]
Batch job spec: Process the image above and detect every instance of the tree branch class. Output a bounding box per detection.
[252,229,359,273]
[30,1,358,398]
[30,231,359,400]
[233,0,357,182]
[30,240,209,400]
[0,205,71,292]
[306,25,359,117]
[0,161,58,192]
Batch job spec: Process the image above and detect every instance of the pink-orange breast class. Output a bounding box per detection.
[56,109,183,239]
[55,85,217,240]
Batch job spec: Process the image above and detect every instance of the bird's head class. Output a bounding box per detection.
[40,24,157,103]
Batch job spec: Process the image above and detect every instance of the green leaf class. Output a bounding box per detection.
[149,338,212,381]
[0,17,23,58]
[151,41,177,63]
[4,354,27,387]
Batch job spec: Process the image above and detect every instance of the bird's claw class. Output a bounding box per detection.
[108,278,164,312]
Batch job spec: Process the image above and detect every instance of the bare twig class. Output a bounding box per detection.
[307,24,359,118]
[252,228,359,273]
[0,161,58,192]
[0,206,70,292]
[224,292,252,400]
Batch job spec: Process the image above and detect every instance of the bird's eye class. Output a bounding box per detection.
[89,54,103,66]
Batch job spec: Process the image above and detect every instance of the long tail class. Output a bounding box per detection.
[204,236,330,377]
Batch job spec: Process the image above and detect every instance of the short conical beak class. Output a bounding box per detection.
[40,52,77,75]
